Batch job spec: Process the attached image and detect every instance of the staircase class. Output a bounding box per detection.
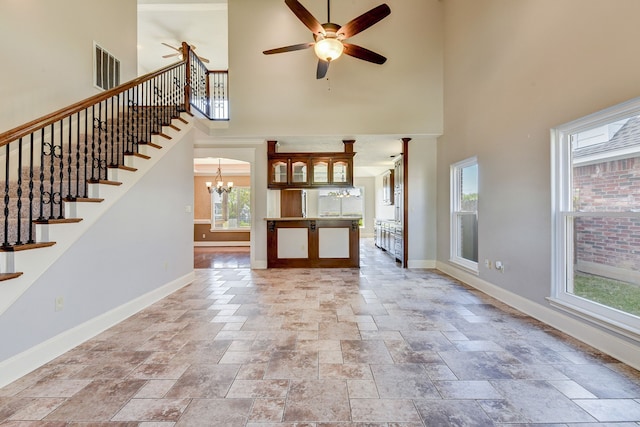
[0,43,215,309]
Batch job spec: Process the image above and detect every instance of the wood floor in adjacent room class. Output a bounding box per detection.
[1,239,640,425]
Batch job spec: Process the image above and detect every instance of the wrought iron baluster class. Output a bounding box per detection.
[27,134,35,243]
[3,144,10,247]
[83,109,89,196]
[16,138,23,244]
[38,128,46,222]
[57,121,64,219]
[74,112,81,199]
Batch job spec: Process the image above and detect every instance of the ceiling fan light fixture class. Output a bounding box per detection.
[314,37,344,62]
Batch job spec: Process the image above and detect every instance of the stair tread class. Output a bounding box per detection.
[87,179,122,186]
[0,272,23,282]
[108,165,138,172]
[33,218,83,225]
[0,242,56,252]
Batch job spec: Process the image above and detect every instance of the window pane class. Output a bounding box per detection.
[318,195,341,217]
[571,215,640,316]
[317,188,364,221]
[460,164,478,212]
[457,213,478,262]
[212,187,251,229]
[571,116,640,213]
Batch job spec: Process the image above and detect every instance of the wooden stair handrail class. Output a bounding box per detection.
[0,59,186,148]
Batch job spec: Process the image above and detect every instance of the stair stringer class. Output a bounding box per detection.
[0,114,195,316]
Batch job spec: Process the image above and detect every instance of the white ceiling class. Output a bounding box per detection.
[138,0,404,177]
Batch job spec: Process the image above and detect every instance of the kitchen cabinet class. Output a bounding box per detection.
[382,169,394,205]
[267,140,355,189]
[374,219,402,263]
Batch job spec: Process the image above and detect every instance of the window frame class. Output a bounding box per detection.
[550,97,640,340]
[450,156,479,273]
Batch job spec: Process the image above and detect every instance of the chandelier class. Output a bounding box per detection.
[206,159,233,195]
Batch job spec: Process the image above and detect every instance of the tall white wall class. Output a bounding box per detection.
[408,138,437,268]
[0,0,137,132]
[437,0,640,361]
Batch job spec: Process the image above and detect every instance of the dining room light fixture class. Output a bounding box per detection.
[206,159,233,195]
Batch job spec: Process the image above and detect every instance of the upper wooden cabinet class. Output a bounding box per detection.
[382,169,394,205]
[267,140,356,189]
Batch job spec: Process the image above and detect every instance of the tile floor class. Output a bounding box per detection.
[2,240,640,426]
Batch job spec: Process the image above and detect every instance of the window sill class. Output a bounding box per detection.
[547,297,640,343]
[448,258,479,276]
[209,229,250,233]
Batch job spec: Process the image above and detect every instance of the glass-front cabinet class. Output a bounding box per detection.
[291,160,308,184]
[332,160,349,184]
[267,140,355,189]
[270,159,288,185]
[312,159,329,185]
[268,156,353,188]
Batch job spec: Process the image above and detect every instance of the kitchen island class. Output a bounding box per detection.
[265,217,360,268]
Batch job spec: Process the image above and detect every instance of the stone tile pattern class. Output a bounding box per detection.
[2,240,640,426]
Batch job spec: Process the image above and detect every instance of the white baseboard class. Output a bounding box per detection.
[0,271,195,388]
[251,260,267,269]
[408,259,437,269]
[436,261,640,371]
[194,242,250,247]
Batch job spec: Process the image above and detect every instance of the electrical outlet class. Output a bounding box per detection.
[55,296,64,312]
[495,261,505,272]
[484,259,492,269]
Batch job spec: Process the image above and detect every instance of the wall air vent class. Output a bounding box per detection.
[94,42,120,90]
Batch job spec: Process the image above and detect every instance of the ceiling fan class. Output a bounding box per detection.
[263,0,390,79]
[161,42,210,64]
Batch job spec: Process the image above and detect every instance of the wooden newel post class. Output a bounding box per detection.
[182,41,191,114]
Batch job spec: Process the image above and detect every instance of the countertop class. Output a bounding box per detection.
[264,217,362,221]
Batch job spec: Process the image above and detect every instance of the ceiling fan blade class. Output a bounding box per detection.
[161,42,181,52]
[263,42,314,55]
[316,60,329,79]
[337,4,391,39]
[162,53,181,58]
[285,0,323,34]
[342,43,387,64]
[199,56,210,64]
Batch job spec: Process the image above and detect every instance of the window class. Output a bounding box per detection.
[211,187,251,230]
[318,187,364,225]
[551,98,640,338]
[94,43,120,91]
[450,157,478,272]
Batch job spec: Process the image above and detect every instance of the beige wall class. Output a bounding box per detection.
[437,0,640,304]
[0,0,137,133]
[223,0,443,137]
